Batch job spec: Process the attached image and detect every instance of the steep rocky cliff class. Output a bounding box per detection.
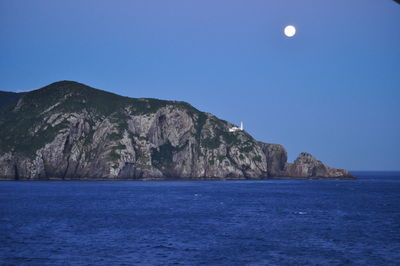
[0,81,353,180]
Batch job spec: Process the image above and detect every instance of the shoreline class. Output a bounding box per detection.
[0,176,357,181]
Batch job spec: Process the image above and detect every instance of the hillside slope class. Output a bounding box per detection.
[0,91,26,110]
[0,81,353,180]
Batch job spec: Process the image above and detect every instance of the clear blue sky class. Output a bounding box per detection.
[1,0,399,170]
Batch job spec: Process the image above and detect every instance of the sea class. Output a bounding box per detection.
[1,172,399,265]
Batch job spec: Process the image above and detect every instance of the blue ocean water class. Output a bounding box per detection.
[1,172,399,265]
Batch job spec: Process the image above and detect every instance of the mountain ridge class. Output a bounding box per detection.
[0,91,26,110]
[0,81,354,180]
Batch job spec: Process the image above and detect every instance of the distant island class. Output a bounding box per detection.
[0,81,354,180]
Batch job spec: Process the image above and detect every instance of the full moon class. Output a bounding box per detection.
[284,25,296,37]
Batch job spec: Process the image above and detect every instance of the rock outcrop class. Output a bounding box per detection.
[0,81,354,180]
[258,142,287,177]
[283,152,352,179]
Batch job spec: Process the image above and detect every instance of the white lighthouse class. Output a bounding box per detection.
[229,121,244,132]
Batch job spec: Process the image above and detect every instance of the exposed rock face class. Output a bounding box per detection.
[0,81,354,180]
[283,152,353,179]
[258,142,287,177]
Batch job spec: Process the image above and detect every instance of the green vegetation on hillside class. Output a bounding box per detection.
[0,80,260,162]
[151,140,187,169]
[0,81,206,157]
[0,91,26,110]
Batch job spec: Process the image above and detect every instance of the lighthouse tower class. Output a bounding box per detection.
[229,121,244,132]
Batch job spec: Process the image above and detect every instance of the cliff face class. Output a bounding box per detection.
[258,142,288,177]
[0,81,353,180]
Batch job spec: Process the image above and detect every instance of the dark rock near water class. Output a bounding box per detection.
[0,81,354,180]
[258,142,287,177]
[283,152,352,179]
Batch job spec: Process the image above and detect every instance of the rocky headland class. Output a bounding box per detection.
[0,81,354,180]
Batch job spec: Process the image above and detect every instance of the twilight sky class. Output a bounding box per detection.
[0,0,399,170]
